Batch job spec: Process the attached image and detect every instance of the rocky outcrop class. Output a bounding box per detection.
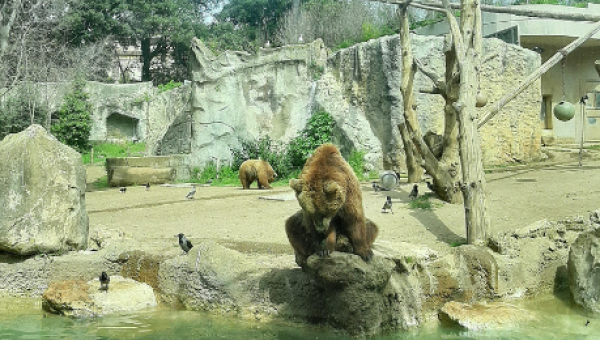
[42,276,157,318]
[0,125,88,255]
[439,301,535,330]
[568,227,600,312]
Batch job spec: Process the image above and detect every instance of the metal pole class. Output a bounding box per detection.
[579,95,588,167]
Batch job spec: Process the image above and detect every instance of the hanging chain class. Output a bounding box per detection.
[561,58,567,102]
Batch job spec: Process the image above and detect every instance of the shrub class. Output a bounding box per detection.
[287,110,335,168]
[231,136,293,179]
[348,149,367,181]
[51,79,93,153]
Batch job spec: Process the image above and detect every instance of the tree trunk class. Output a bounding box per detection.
[397,121,423,183]
[141,38,152,82]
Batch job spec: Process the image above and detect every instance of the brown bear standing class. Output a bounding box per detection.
[286,143,378,268]
[238,159,276,189]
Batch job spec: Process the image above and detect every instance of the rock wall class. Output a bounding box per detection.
[160,35,540,171]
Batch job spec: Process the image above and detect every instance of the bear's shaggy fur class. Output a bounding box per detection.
[286,143,378,267]
[238,159,276,189]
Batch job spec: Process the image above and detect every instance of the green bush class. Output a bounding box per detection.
[188,162,240,186]
[231,136,293,179]
[287,110,335,168]
[348,149,367,181]
[158,80,182,93]
[51,79,93,153]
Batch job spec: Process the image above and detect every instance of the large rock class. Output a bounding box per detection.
[0,125,88,255]
[439,301,535,330]
[568,228,600,312]
[42,276,157,318]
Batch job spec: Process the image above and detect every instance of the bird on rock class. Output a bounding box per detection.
[185,186,196,199]
[409,184,418,200]
[178,233,193,254]
[381,196,393,214]
[119,187,127,194]
[99,271,110,291]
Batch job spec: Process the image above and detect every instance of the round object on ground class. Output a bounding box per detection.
[379,171,399,190]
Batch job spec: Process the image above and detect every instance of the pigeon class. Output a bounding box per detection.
[119,187,127,194]
[372,182,380,192]
[145,183,150,191]
[177,233,193,254]
[409,184,418,200]
[382,196,393,214]
[185,186,196,199]
[99,271,110,291]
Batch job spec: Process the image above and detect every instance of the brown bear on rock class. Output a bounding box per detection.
[286,143,378,268]
[238,159,276,189]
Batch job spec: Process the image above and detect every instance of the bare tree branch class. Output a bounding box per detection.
[414,58,446,96]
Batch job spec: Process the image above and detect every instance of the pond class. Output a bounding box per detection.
[0,293,597,340]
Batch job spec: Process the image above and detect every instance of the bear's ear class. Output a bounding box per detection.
[323,181,341,198]
[289,179,303,193]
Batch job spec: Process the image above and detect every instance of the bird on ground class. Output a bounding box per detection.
[298,34,303,43]
[185,186,196,199]
[119,187,127,194]
[177,233,193,254]
[265,40,271,48]
[409,184,419,200]
[586,319,590,326]
[145,183,150,191]
[99,271,110,291]
[372,182,381,192]
[382,196,393,214]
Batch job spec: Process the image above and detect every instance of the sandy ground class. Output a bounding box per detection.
[85,151,600,256]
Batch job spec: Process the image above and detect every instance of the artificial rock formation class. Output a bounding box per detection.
[568,228,600,313]
[0,125,88,255]
[42,276,157,318]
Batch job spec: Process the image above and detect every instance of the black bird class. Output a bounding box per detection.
[372,182,381,192]
[119,187,127,194]
[178,233,193,254]
[426,181,435,192]
[145,183,150,191]
[409,184,418,200]
[99,271,110,291]
[185,186,196,199]
[581,94,589,105]
[382,196,393,214]
[586,319,590,326]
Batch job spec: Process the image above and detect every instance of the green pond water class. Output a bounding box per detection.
[0,294,598,340]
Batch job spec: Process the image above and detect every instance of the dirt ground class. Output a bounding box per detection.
[85,150,600,257]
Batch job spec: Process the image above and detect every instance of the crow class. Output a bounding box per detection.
[409,184,418,200]
[381,196,393,214]
[586,319,590,326]
[185,186,196,199]
[99,271,110,291]
[178,233,193,254]
[426,181,435,193]
[145,183,150,191]
[119,187,127,194]
[372,182,381,192]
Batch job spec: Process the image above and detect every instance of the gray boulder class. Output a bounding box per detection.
[568,228,600,312]
[0,124,88,255]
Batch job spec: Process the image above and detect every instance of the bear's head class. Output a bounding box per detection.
[260,160,277,183]
[290,178,346,233]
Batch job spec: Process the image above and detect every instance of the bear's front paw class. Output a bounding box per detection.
[316,249,331,257]
[360,249,374,262]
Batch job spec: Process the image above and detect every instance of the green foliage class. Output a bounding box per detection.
[51,80,93,153]
[409,193,442,210]
[361,22,381,42]
[335,40,357,51]
[309,62,324,81]
[287,110,335,167]
[81,142,146,165]
[158,80,182,93]
[188,163,241,186]
[348,150,367,181]
[0,89,48,140]
[231,136,294,179]
[450,240,467,247]
[92,175,109,189]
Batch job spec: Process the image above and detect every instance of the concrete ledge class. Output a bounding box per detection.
[108,166,175,187]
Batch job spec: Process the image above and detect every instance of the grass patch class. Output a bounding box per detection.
[82,142,145,165]
[91,175,109,189]
[409,193,442,210]
[584,144,600,150]
[450,240,467,247]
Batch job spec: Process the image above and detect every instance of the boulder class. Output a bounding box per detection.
[0,125,88,255]
[107,166,175,187]
[568,228,600,312]
[42,276,157,318]
[439,301,535,330]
